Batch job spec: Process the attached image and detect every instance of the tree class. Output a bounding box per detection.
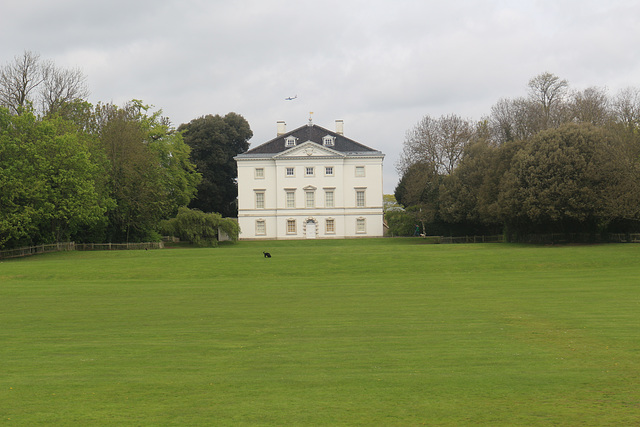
[569,86,611,126]
[0,108,107,248]
[0,51,89,116]
[527,71,570,129]
[397,114,475,175]
[94,101,200,242]
[179,113,252,217]
[394,162,442,234]
[40,61,89,116]
[0,51,43,114]
[612,87,640,132]
[160,207,239,246]
[498,122,610,234]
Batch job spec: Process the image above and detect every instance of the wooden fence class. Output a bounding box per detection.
[74,242,164,251]
[436,233,640,244]
[507,233,640,244]
[439,235,505,244]
[0,242,76,259]
[0,241,163,260]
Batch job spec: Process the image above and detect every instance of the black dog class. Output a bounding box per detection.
[263,251,271,258]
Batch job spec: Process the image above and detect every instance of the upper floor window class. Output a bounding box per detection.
[356,190,366,207]
[325,166,334,176]
[285,136,297,147]
[254,168,264,179]
[325,190,334,208]
[305,167,315,177]
[355,166,365,177]
[286,167,295,177]
[323,135,335,147]
[306,190,315,208]
[286,190,295,208]
[255,191,265,209]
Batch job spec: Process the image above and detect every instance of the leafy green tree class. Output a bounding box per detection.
[93,101,200,242]
[498,122,610,233]
[395,162,443,234]
[0,108,106,248]
[179,113,252,217]
[385,209,415,237]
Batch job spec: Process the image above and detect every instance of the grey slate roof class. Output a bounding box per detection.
[239,123,382,156]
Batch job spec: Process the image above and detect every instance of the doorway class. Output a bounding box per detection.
[306,220,316,239]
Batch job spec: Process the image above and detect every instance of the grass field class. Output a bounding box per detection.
[1,239,639,425]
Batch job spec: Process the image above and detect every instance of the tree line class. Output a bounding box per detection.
[0,51,252,249]
[391,72,640,239]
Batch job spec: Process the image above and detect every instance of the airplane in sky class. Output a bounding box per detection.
[285,95,297,100]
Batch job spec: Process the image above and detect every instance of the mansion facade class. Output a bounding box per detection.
[234,119,385,239]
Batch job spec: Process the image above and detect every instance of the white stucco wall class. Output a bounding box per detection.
[236,143,384,240]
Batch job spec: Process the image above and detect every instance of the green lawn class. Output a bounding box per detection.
[1,239,639,425]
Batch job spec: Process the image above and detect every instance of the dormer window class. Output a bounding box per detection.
[323,135,335,147]
[285,136,297,147]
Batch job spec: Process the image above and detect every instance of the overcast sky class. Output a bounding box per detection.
[3,0,640,193]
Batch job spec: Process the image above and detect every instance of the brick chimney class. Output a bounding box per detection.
[335,119,344,135]
[277,120,286,136]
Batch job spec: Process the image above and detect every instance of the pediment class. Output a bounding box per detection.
[274,141,345,158]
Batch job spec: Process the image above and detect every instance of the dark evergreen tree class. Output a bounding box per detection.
[179,113,252,217]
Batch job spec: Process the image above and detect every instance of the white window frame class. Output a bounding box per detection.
[323,135,335,147]
[254,168,264,179]
[325,218,335,234]
[286,219,297,234]
[325,189,334,208]
[285,136,297,147]
[355,166,365,177]
[305,190,315,208]
[255,219,266,235]
[255,191,265,209]
[325,166,334,176]
[286,190,295,208]
[305,166,315,177]
[356,218,366,234]
[286,167,295,177]
[356,189,366,207]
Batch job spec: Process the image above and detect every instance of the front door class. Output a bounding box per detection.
[306,220,316,239]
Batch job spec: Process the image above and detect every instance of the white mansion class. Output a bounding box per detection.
[234,119,385,239]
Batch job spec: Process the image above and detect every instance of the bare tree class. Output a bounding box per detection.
[569,86,611,126]
[612,87,640,131]
[528,71,569,129]
[397,114,475,175]
[0,51,43,114]
[489,97,541,143]
[0,50,88,115]
[40,61,89,115]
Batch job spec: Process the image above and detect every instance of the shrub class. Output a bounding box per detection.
[160,207,238,246]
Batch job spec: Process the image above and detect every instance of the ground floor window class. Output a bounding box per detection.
[356,218,366,233]
[287,219,297,234]
[256,220,266,235]
[326,218,335,234]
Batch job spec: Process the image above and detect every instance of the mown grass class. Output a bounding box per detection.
[1,239,639,425]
